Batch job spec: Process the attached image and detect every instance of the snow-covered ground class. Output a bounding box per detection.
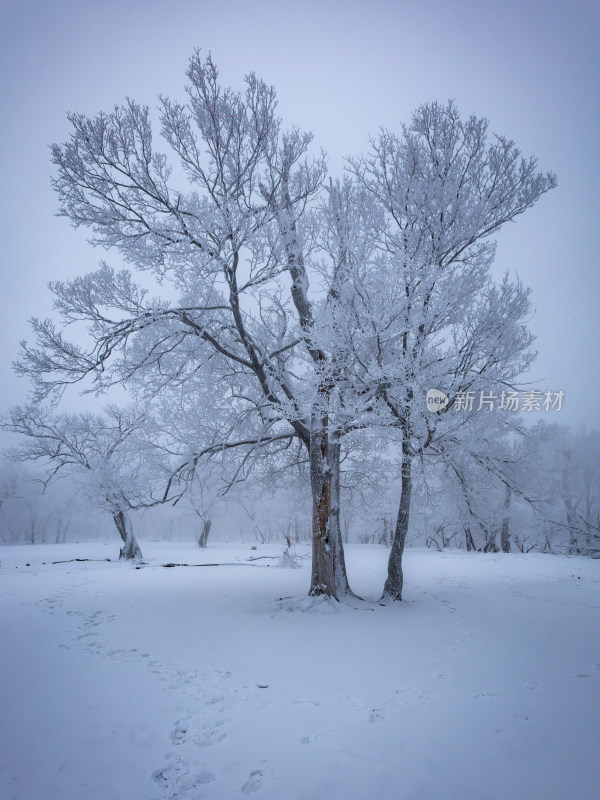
[0,541,598,800]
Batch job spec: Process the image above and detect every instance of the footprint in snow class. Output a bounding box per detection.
[473,691,501,699]
[43,598,61,615]
[169,719,189,744]
[241,769,264,794]
[194,719,228,747]
[369,707,385,723]
[153,757,216,797]
[337,694,363,710]
[300,729,332,744]
[167,714,229,749]
[152,757,186,788]
[214,668,233,681]
[293,698,322,707]
[386,687,431,707]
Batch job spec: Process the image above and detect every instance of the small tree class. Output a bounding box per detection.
[4,405,177,560]
[523,424,600,556]
[186,472,219,548]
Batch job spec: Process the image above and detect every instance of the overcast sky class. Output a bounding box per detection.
[1,0,598,429]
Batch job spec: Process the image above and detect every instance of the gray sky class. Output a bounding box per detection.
[1,0,598,428]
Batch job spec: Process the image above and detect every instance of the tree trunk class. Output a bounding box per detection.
[564,498,580,555]
[501,484,511,553]
[378,518,390,547]
[112,509,143,561]
[308,415,356,598]
[464,525,476,551]
[382,447,412,601]
[309,416,336,597]
[343,517,350,544]
[198,519,212,548]
[329,438,353,597]
[482,525,498,552]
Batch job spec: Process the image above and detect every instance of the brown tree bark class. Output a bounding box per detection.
[309,414,336,597]
[308,426,353,598]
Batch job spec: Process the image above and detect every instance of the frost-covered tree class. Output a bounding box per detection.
[15,52,367,596]
[188,475,216,548]
[14,53,555,600]
[339,101,556,598]
[520,424,600,556]
[0,460,87,544]
[4,405,176,560]
[412,420,600,558]
[435,424,527,553]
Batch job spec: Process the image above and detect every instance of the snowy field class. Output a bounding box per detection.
[1,541,599,800]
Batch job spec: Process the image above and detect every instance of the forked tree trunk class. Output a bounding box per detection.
[382,447,412,601]
[464,525,476,551]
[112,509,143,561]
[482,524,498,552]
[500,484,511,553]
[198,519,212,548]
